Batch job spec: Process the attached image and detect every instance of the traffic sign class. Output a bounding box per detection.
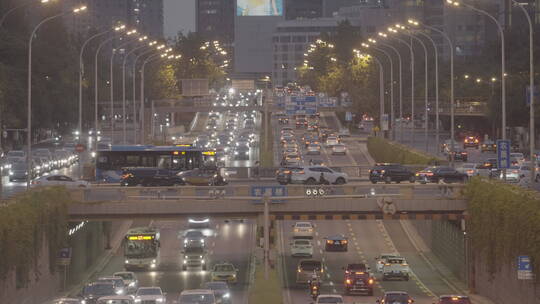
[381,114,389,131]
[517,255,533,280]
[526,85,539,106]
[496,139,511,169]
[345,112,353,122]
[250,186,287,203]
[57,247,72,266]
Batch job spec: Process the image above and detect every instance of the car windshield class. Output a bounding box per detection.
[300,261,321,271]
[205,282,228,290]
[83,284,115,295]
[214,264,234,272]
[8,151,24,157]
[185,247,204,254]
[114,273,134,280]
[99,278,124,287]
[186,231,204,238]
[317,297,343,303]
[179,294,215,304]
[388,258,405,264]
[384,294,410,302]
[13,163,27,170]
[137,288,161,295]
[295,240,310,245]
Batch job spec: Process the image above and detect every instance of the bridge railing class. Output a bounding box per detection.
[72,183,465,203]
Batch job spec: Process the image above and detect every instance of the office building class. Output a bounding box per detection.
[285,0,324,20]
[196,0,235,45]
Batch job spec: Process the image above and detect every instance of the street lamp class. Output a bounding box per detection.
[511,0,535,184]
[78,24,125,140]
[395,25,430,152]
[408,18,456,167]
[410,25,441,154]
[26,4,87,188]
[386,28,415,147]
[0,0,55,28]
[362,41,395,140]
[377,33,404,142]
[446,0,507,140]
[122,35,148,144]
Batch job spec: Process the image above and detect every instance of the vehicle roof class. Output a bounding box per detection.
[385,291,410,295]
[346,263,367,269]
[180,289,214,295]
[326,234,346,240]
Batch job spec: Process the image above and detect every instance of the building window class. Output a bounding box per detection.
[295,44,303,52]
[281,54,288,61]
[292,36,306,43]
[279,36,291,43]
[281,45,289,52]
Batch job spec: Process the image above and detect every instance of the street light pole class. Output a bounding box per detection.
[26,11,68,188]
[372,55,385,133]
[414,28,440,155]
[79,30,110,138]
[133,47,157,144]
[94,36,117,147]
[141,54,163,144]
[511,0,535,184]
[377,38,403,142]
[449,1,506,140]
[371,46,394,140]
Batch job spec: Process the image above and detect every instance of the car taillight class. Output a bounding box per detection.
[368,278,374,284]
[326,240,332,244]
[345,279,351,285]
[380,170,385,173]
[466,170,474,174]
[297,170,305,174]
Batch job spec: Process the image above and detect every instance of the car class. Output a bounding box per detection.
[314,294,343,304]
[440,140,462,154]
[290,239,314,257]
[6,150,26,159]
[178,289,216,304]
[296,260,323,284]
[289,166,348,185]
[182,245,207,270]
[279,117,289,124]
[96,295,134,304]
[282,141,298,150]
[480,140,496,153]
[375,253,399,272]
[435,295,471,304]
[275,167,300,185]
[510,152,525,166]
[188,217,211,229]
[382,256,410,281]
[343,264,374,296]
[134,287,166,304]
[120,168,184,187]
[9,162,30,182]
[325,235,348,252]
[80,282,117,304]
[177,168,227,186]
[448,150,468,162]
[282,146,299,156]
[31,175,90,188]
[456,163,480,177]
[96,277,127,296]
[377,291,414,304]
[113,271,138,294]
[292,221,314,239]
[331,144,347,155]
[285,153,302,166]
[499,165,524,183]
[211,262,238,283]
[369,163,415,184]
[281,127,293,134]
[415,166,468,184]
[203,281,230,303]
[326,136,339,147]
[463,136,480,148]
[295,118,308,129]
[48,298,81,304]
[233,145,250,160]
[184,230,206,248]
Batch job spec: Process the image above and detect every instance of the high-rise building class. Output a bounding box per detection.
[196,0,235,45]
[62,0,164,38]
[285,0,324,20]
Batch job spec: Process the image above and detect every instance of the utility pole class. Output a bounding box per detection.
[263,193,270,280]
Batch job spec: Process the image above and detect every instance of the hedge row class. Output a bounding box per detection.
[367,136,446,165]
[465,178,540,277]
[0,187,71,287]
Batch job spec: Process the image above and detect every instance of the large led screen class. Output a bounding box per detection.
[237,0,283,16]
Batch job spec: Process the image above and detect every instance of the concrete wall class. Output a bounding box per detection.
[410,219,466,281]
[67,221,106,287]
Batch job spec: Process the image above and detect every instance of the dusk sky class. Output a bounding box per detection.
[164,0,196,39]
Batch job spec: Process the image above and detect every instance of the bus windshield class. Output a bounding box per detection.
[124,239,157,259]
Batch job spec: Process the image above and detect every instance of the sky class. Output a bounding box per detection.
[164,0,196,39]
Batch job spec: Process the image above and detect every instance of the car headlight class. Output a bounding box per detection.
[135,299,141,303]
[234,152,239,155]
[184,239,188,244]
[81,300,87,304]
[152,259,156,263]
[115,288,124,295]
[184,259,187,264]
[156,299,164,303]
[129,282,136,287]
[125,259,130,264]
[223,293,230,298]
[9,171,13,176]
[202,259,205,264]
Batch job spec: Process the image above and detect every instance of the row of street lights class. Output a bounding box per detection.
[0,1,180,187]
[358,0,534,173]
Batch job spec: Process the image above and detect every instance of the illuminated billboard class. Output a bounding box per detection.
[237,0,283,16]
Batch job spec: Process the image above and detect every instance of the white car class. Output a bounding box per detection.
[315,294,344,304]
[306,143,321,155]
[326,136,339,147]
[290,166,348,185]
[31,175,89,188]
[375,253,399,272]
[292,222,314,239]
[113,271,139,293]
[510,152,525,165]
[135,287,166,303]
[382,256,410,281]
[290,239,313,257]
[97,296,135,304]
[331,144,347,155]
[178,289,216,304]
[499,166,521,183]
[456,163,479,177]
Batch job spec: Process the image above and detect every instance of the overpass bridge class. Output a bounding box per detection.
[68,184,467,220]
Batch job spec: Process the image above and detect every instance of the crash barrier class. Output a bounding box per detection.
[221,165,429,179]
[72,183,465,202]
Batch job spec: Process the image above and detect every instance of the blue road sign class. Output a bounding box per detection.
[497,139,511,169]
[518,256,531,271]
[526,85,539,106]
[250,185,287,203]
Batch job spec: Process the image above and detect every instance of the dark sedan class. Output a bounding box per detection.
[448,150,468,162]
[480,141,496,153]
[325,235,348,252]
[415,166,468,184]
[177,168,228,186]
[369,163,415,184]
[80,282,116,304]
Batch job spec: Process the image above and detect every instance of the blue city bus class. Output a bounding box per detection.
[96,145,215,182]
